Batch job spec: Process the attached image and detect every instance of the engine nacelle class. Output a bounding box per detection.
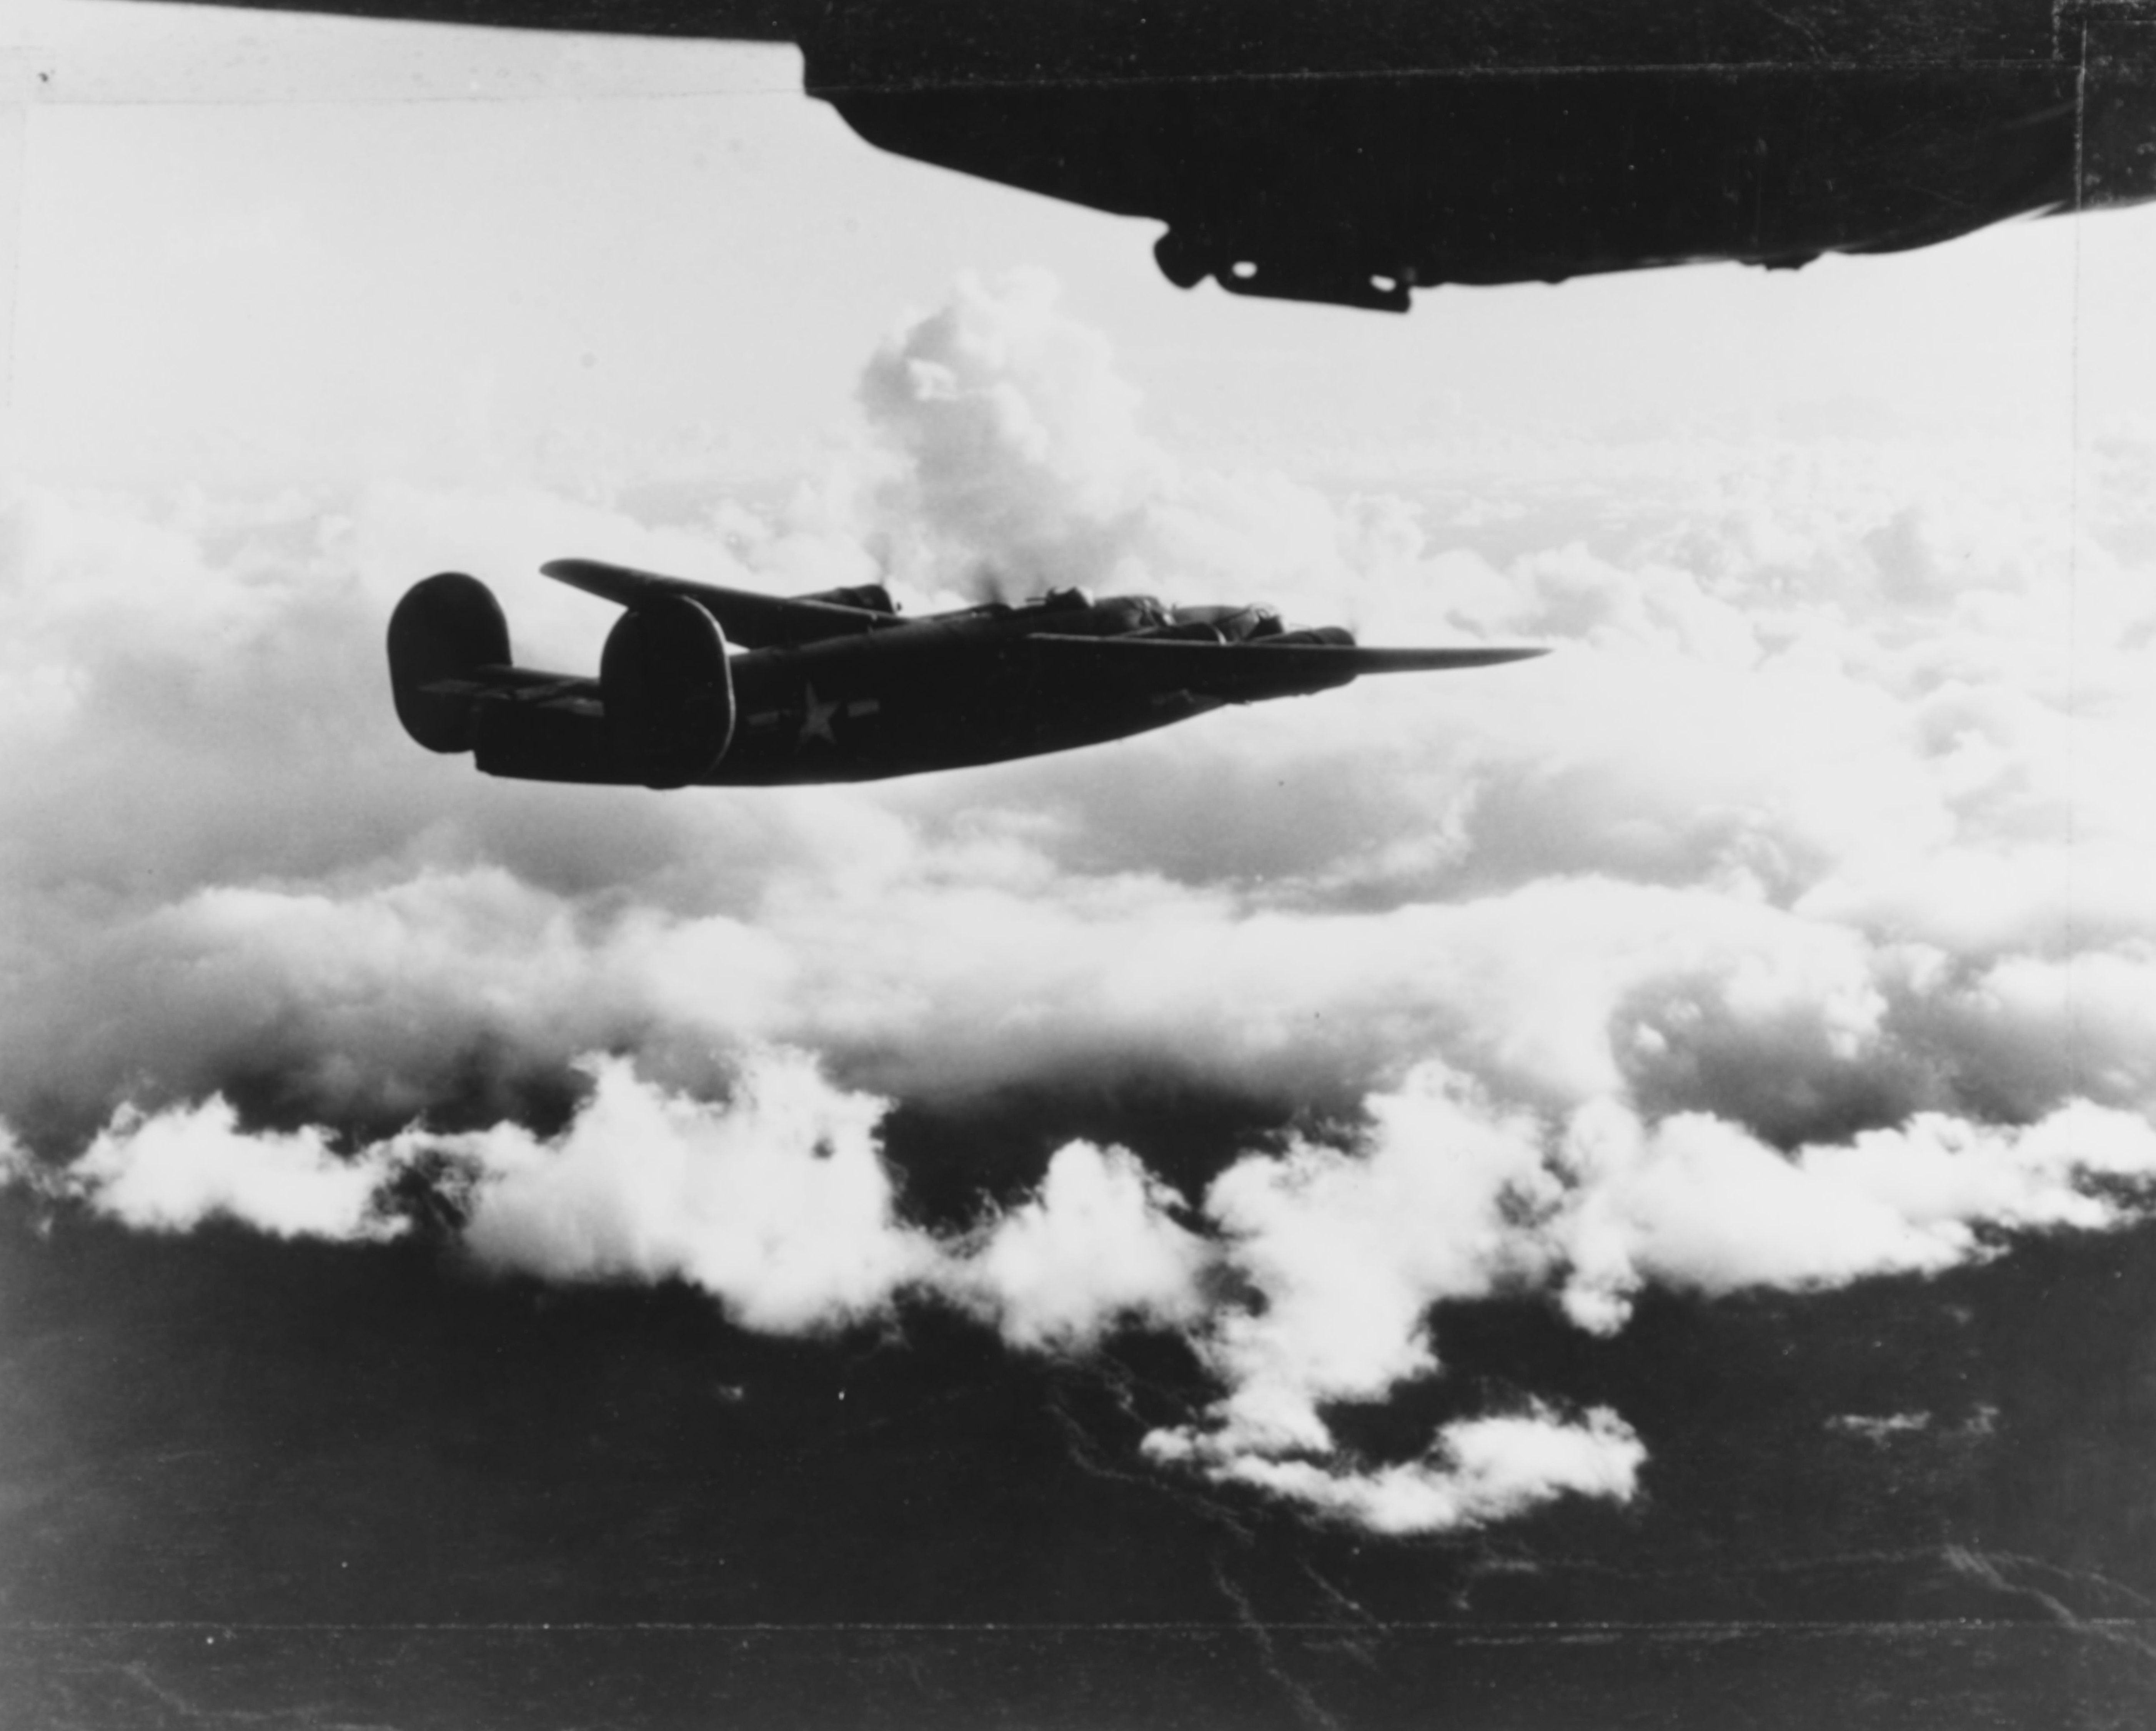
[1131,618,1228,644]
[795,581,899,614]
[1254,623,1359,695]
[387,571,512,753]
[1172,603,1281,641]
[1267,625,1356,649]
[600,594,735,789]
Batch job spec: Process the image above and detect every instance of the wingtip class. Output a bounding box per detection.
[1372,644,1553,670]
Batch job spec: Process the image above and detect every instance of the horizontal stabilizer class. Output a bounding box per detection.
[416,663,603,717]
[541,558,898,649]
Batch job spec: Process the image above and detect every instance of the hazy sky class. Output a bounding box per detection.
[8,0,2155,490]
[7,0,2156,1535]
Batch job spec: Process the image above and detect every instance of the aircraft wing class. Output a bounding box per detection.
[542,558,898,650]
[1022,633,1547,693]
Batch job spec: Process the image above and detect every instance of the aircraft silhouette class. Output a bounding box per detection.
[388,561,1544,787]
[142,0,2156,310]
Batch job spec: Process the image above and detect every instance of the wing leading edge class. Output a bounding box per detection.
[1023,632,1548,694]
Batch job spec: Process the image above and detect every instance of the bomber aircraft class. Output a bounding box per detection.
[135,0,2156,311]
[388,560,1545,787]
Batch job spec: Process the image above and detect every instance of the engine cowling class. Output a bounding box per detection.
[794,581,899,614]
[387,571,512,753]
[600,594,735,789]
[1130,619,1228,645]
[1251,623,1359,695]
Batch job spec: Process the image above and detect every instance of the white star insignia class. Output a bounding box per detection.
[797,683,839,748]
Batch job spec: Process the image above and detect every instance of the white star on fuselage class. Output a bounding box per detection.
[797,683,839,748]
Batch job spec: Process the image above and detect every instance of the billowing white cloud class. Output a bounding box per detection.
[957,1140,1213,1350]
[1548,1095,2156,1333]
[1132,1066,2156,1520]
[1164,1070,1553,1459]
[450,1051,936,1334]
[859,268,1170,603]
[854,269,1422,613]
[1153,1404,1646,1537]
[61,1097,405,1242]
[17,1052,1212,1348]
[15,1048,2154,1534]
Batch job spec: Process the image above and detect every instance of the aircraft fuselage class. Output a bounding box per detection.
[475,596,1245,787]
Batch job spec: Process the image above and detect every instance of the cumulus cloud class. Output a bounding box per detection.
[1128,1065,2156,1520]
[854,269,1412,611]
[16,1050,2156,1533]
[448,1052,934,1333]
[1164,1073,1554,1460]
[957,1140,1213,1349]
[858,269,1170,603]
[8,270,2156,1533]
[1154,1405,1647,1537]
[20,1052,1214,1350]
[1548,1095,2156,1333]
[58,1098,405,1242]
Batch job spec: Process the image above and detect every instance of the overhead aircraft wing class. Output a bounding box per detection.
[1022,634,1547,693]
[542,557,899,650]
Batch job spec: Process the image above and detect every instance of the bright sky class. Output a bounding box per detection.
[7,0,2154,489]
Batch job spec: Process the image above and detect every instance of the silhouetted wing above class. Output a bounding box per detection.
[1024,634,1547,695]
[541,558,898,650]
[134,0,2156,310]
[132,0,807,35]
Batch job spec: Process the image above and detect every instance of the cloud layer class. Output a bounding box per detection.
[7,272,2156,1531]
[22,1048,2154,1531]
